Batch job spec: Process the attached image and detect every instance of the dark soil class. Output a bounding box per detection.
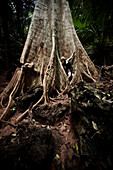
[0,66,113,170]
[0,100,79,170]
[0,70,78,170]
[71,81,113,170]
[0,123,54,170]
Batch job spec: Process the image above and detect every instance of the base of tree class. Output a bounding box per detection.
[0,66,113,170]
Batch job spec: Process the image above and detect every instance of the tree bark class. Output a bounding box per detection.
[0,0,98,121]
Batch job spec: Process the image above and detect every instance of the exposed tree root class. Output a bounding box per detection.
[31,31,57,108]
[0,52,97,122]
[16,102,33,123]
[0,68,23,121]
[32,94,44,109]
[16,109,29,123]
[16,93,58,124]
[0,23,97,123]
[0,68,21,108]
[0,119,17,128]
[15,35,57,122]
[0,0,98,123]
[0,63,34,121]
[0,53,96,122]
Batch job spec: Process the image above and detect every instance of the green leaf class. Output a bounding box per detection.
[29,12,33,18]
[25,26,29,32]
[56,154,60,159]
[75,144,79,152]
[11,107,16,111]
[33,119,36,123]
[73,145,76,150]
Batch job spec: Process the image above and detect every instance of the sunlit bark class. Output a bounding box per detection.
[0,0,98,120]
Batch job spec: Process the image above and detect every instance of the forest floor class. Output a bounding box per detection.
[0,66,113,170]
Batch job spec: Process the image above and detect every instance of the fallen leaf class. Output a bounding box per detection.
[92,121,98,131]
[12,133,16,137]
[102,96,106,101]
[107,93,110,97]
[47,125,51,130]
[26,136,29,139]
[42,125,46,128]
[11,138,15,143]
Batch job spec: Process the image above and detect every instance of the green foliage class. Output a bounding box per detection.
[69,0,113,65]
[56,154,60,159]
[10,106,16,111]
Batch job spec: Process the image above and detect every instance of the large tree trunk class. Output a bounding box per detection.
[0,0,98,120]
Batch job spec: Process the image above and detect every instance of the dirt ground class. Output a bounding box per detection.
[0,67,113,170]
[0,69,79,170]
